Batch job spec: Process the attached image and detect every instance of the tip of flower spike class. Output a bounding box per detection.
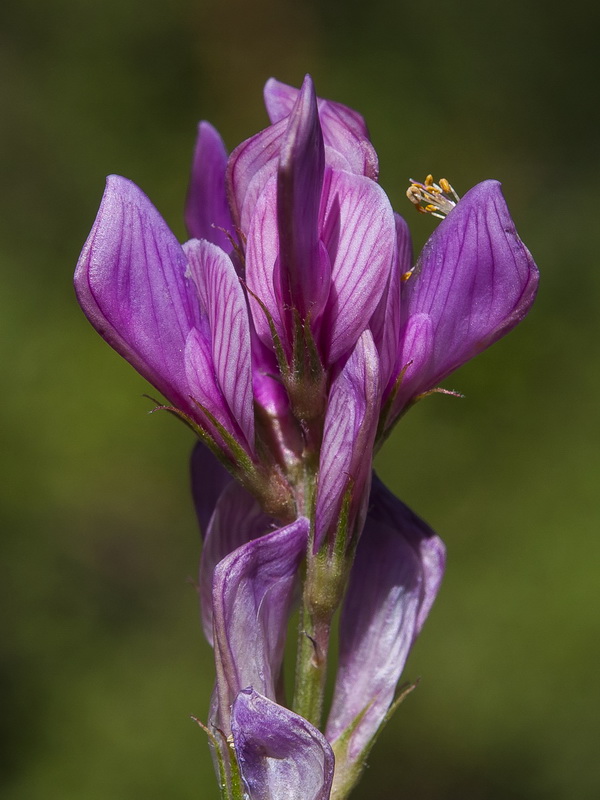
[406,174,460,219]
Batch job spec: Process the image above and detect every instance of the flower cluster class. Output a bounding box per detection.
[75,75,538,800]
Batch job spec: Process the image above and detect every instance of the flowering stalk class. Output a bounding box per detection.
[75,74,538,800]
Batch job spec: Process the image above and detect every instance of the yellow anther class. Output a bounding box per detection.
[401,270,413,282]
[405,174,460,219]
[406,185,422,205]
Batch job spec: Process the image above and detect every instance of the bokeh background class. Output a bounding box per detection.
[2,1,599,798]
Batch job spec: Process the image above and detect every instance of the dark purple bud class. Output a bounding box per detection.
[264,77,378,179]
[277,75,328,331]
[232,688,334,800]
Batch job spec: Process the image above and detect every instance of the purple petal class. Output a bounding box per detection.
[369,476,446,634]
[370,213,412,393]
[276,75,329,327]
[264,77,378,179]
[263,78,302,123]
[74,175,200,411]
[314,331,381,550]
[251,328,291,418]
[325,476,445,762]
[185,121,235,251]
[392,180,539,413]
[212,518,309,732]
[245,171,330,360]
[184,326,247,449]
[317,99,378,180]
[319,168,396,364]
[390,313,435,413]
[226,117,288,233]
[245,175,286,351]
[198,480,274,646]
[232,688,334,800]
[184,238,255,448]
[190,440,232,537]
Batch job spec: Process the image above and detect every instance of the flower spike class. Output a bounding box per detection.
[75,76,539,800]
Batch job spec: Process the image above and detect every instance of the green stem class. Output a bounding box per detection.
[292,585,332,727]
[292,515,353,726]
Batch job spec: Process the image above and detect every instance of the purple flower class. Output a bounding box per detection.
[314,330,381,550]
[75,74,398,512]
[232,688,334,800]
[76,75,539,800]
[195,478,274,647]
[210,516,309,733]
[325,475,445,794]
[263,78,379,179]
[241,75,396,369]
[74,177,255,459]
[374,178,539,429]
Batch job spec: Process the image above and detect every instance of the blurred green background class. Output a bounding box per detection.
[2,0,598,798]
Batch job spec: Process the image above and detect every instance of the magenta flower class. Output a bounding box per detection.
[75,178,254,453]
[192,462,444,799]
[241,88,394,368]
[75,73,539,800]
[75,74,399,520]
[373,177,539,430]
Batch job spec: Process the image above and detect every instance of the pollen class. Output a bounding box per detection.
[406,175,460,219]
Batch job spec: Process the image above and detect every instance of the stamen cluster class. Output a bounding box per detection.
[406,173,460,218]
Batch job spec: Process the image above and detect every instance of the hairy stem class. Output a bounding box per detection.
[292,587,333,727]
